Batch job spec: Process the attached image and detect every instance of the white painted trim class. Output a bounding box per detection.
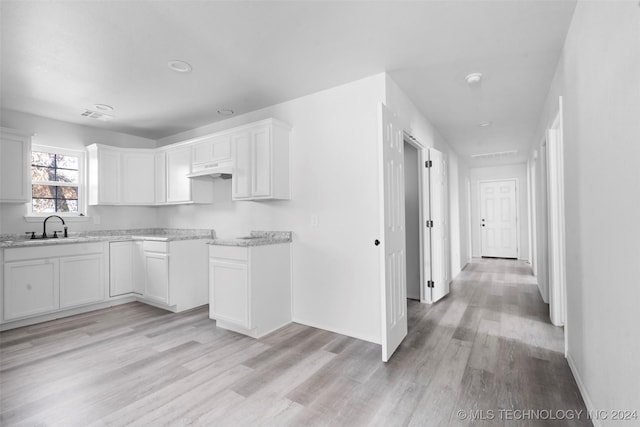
[403,131,429,304]
[567,353,601,427]
[546,97,567,336]
[477,178,520,259]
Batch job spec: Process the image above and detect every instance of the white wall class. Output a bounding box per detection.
[156,74,387,344]
[0,110,158,234]
[404,142,420,300]
[385,75,471,281]
[469,164,530,260]
[530,1,640,422]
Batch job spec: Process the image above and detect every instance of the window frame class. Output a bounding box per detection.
[26,144,88,220]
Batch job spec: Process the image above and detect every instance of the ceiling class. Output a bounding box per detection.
[0,0,577,167]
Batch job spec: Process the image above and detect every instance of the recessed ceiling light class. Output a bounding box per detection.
[93,104,114,112]
[168,60,192,73]
[217,109,235,116]
[465,72,483,85]
[479,121,492,127]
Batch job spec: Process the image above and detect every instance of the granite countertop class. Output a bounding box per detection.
[0,228,215,248]
[208,231,292,247]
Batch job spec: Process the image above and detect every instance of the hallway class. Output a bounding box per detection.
[0,259,589,426]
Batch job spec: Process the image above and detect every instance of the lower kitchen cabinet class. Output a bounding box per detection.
[109,241,134,296]
[109,239,208,312]
[4,259,59,320]
[143,248,169,305]
[2,242,107,322]
[59,254,105,308]
[209,243,291,338]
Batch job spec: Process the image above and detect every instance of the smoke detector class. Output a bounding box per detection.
[81,110,113,122]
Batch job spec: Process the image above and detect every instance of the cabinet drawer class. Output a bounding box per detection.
[209,245,248,261]
[143,241,168,253]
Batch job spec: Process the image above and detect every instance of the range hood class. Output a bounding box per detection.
[186,161,233,179]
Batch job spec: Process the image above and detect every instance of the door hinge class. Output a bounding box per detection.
[425,160,433,168]
[426,220,434,228]
[427,280,435,288]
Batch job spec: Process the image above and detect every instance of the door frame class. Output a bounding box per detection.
[403,132,429,304]
[546,97,567,334]
[478,178,520,259]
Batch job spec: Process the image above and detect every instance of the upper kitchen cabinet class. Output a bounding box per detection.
[0,127,32,203]
[232,119,291,201]
[87,144,155,205]
[121,151,155,204]
[87,144,121,205]
[162,146,214,204]
[191,134,232,173]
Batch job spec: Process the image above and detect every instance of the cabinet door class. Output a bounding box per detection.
[4,259,59,320]
[59,254,105,308]
[155,152,167,204]
[122,152,155,204]
[209,258,250,328]
[232,132,251,200]
[251,127,272,197]
[0,129,31,203]
[132,241,145,294]
[166,147,191,203]
[109,242,133,296]
[192,135,232,166]
[98,149,121,204]
[144,252,169,304]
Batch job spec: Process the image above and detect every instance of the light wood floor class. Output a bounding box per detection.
[0,258,589,426]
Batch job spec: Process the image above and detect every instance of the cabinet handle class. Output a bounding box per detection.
[374,239,381,246]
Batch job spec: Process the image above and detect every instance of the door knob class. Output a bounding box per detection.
[374,239,381,246]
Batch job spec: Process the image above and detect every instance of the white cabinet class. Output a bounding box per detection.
[109,241,134,296]
[141,240,208,311]
[191,134,232,172]
[2,242,107,322]
[88,144,121,205]
[164,146,214,204]
[88,145,157,205]
[132,241,145,294]
[165,146,192,203]
[59,253,105,308]
[143,246,170,304]
[0,127,32,203]
[121,152,155,204]
[209,258,250,328]
[154,152,167,204]
[4,259,59,320]
[232,119,291,201]
[208,243,291,338]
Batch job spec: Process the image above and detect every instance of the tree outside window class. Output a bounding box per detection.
[31,151,80,213]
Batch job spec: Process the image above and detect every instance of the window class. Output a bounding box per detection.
[30,145,85,216]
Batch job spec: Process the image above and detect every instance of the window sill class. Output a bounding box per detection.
[24,215,90,223]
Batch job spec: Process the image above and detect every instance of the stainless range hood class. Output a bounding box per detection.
[186,161,233,179]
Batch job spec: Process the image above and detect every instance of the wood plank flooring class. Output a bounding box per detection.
[0,258,590,426]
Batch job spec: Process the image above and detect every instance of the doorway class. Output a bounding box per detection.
[479,179,519,259]
[404,141,421,300]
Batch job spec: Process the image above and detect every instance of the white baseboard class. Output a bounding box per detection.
[567,352,601,427]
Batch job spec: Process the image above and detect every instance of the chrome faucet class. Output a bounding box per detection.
[43,215,67,238]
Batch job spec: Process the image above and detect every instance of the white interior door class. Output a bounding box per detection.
[427,148,449,303]
[480,180,518,258]
[379,103,407,362]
